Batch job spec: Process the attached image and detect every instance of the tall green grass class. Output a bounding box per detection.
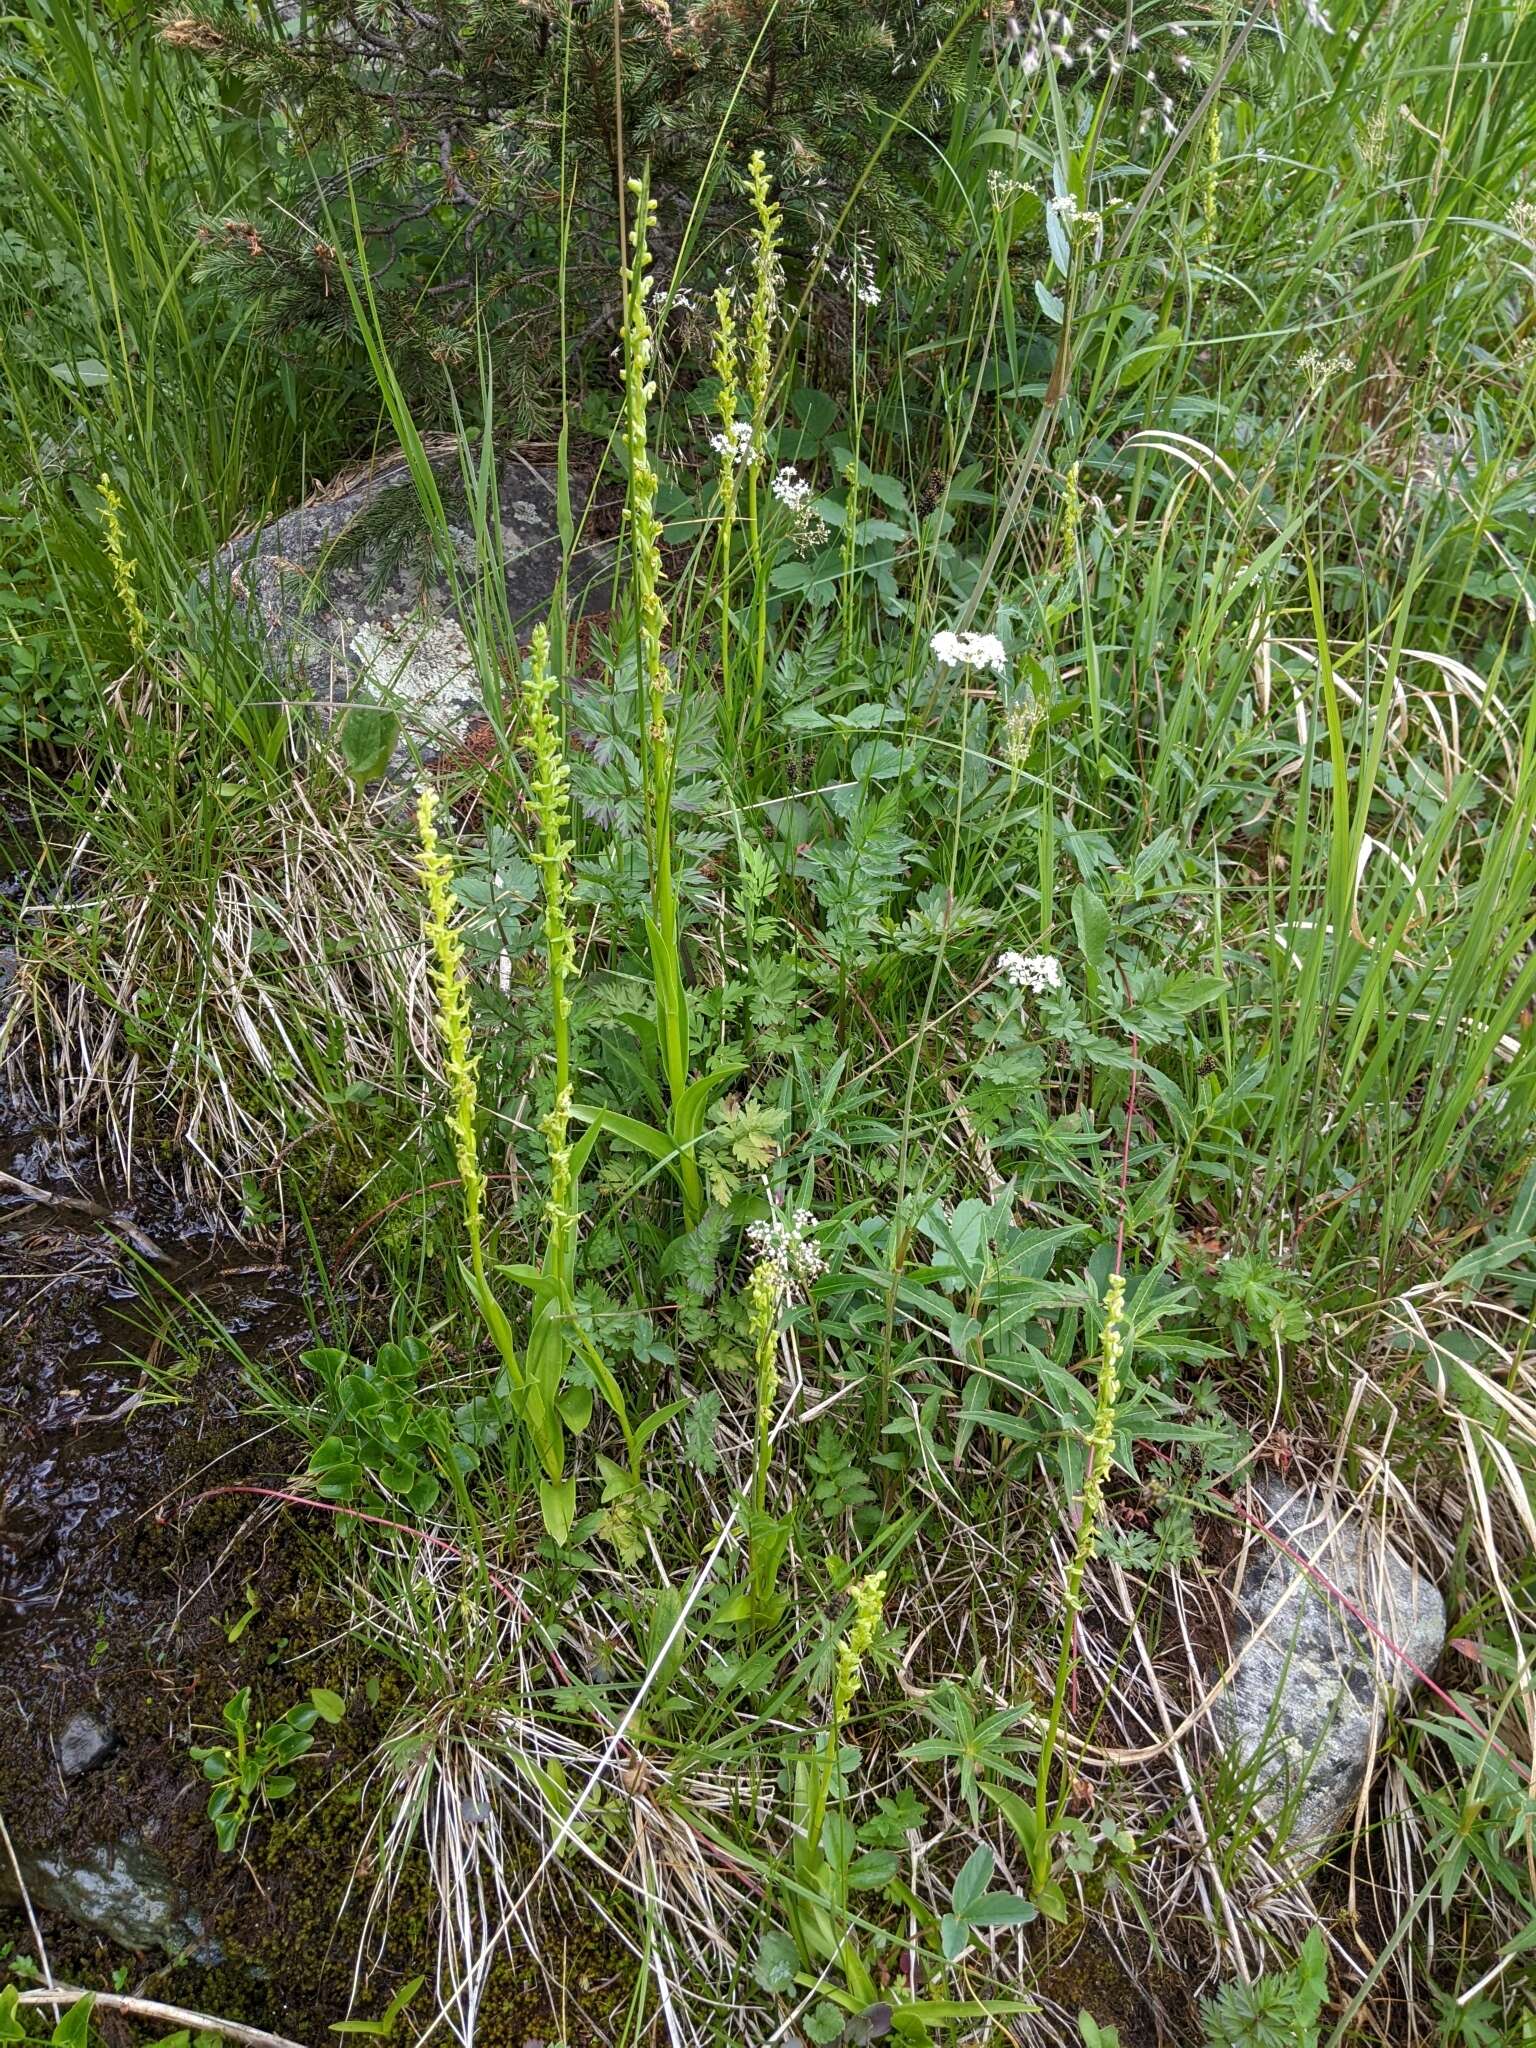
[2,0,1535,2042]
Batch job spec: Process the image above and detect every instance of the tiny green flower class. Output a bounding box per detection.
[98,472,151,664]
[416,784,484,1246]
[833,1569,888,1726]
[744,149,782,447]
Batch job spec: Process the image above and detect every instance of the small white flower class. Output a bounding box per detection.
[793,510,831,557]
[930,628,1008,679]
[838,247,882,307]
[710,418,759,467]
[772,465,812,511]
[1002,697,1044,767]
[747,1207,824,1295]
[996,950,1063,994]
[988,169,1033,211]
[1298,345,1351,387]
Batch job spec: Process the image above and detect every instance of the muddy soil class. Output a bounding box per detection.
[0,1083,618,2044]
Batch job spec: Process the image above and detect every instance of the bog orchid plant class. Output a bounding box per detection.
[712,284,743,713]
[97,471,150,667]
[1029,1267,1127,1896]
[417,651,640,1544]
[565,170,744,1234]
[743,148,782,741]
[784,1568,892,2010]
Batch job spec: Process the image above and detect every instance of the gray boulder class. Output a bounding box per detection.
[0,1837,210,1958]
[1220,1474,1445,1844]
[215,447,612,775]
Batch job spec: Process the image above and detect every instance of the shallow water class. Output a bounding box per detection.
[0,1096,311,1642]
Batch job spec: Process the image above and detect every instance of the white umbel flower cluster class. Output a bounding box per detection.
[1299,346,1352,387]
[747,1207,824,1295]
[772,465,812,511]
[772,465,829,554]
[997,950,1064,994]
[930,628,1008,679]
[710,418,759,466]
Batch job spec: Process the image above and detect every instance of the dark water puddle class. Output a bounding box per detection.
[0,1098,309,1647]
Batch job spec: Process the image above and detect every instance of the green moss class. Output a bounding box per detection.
[1035,1919,1186,2048]
[0,1408,631,2043]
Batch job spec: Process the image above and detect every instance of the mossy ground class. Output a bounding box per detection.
[0,1205,630,2045]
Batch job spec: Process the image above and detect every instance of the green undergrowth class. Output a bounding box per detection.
[2,0,1536,2043]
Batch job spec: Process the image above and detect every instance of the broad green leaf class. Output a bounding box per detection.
[557,1382,593,1431]
[336,702,400,785]
[1072,884,1110,973]
[951,1842,995,1918]
[1442,1237,1535,1288]
[980,1780,1044,1858]
[539,1474,577,1544]
[634,1398,691,1452]
[940,1912,971,1961]
[1114,323,1181,389]
[0,1986,28,2044]
[965,1892,1038,1929]
[752,1930,801,1995]
[569,1101,673,1166]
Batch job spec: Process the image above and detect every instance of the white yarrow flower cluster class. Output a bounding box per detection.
[997,950,1063,994]
[930,628,1008,679]
[1050,192,1104,245]
[772,465,812,511]
[710,418,760,467]
[771,464,829,554]
[747,1207,824,1296]
[1298,346,1352,387]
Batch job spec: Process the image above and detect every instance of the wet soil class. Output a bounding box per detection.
[0,1079,623,2044]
